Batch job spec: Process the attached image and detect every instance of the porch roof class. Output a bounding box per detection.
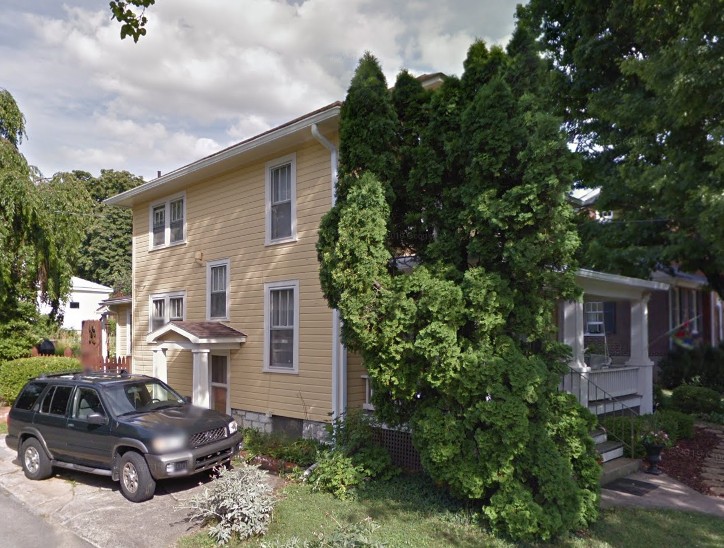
[575,269,669,300]
[146,321,247,347]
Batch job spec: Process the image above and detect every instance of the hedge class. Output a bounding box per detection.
[599,410,694,457]
[0,357,80,405]
[670,385,722,415]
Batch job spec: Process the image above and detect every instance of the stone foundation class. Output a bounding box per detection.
[231,408,327,441]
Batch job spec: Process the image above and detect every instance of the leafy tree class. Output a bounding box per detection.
[318,44,598,542]
[528,0,724,296]
[0,89,92,360]
[109,0,156,42]
[75,169,142,294]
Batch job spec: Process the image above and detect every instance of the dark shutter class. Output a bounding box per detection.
[604,302,616,334]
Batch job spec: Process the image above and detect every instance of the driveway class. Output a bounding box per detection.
[0,442,208,547]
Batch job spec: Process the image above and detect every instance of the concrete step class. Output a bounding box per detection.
[591,428,607,445]
[596,440,624,463]
[588,394,642,416]
[600,457,641,486]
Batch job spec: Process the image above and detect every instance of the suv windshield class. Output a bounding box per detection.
[103,380,185,416]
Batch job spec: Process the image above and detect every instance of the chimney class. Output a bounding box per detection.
[157,170,162,178]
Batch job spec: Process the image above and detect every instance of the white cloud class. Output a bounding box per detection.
[1,0,523,180]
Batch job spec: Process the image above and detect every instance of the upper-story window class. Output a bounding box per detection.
[207,259,230,320]
[265,154,296,245]
[150,194,185,249]
[150,292,185,332]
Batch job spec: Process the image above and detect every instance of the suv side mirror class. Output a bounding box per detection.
[86,412,108,425]
[183,396,192,403]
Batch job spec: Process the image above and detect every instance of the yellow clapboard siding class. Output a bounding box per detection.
[130,136,338,423]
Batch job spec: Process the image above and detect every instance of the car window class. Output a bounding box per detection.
[15,382,47,411]
[40,386,73,416]
[72,387,105,420]
[103,380,184,415]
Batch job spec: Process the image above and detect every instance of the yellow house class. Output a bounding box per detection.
[105,102,376,438]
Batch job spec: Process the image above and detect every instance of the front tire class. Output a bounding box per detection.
[119,452,156,502]
[21,438,53,480]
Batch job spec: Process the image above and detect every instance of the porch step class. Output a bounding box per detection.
[588,394,642,416]
[591,428,607,445]
[600,458,641,486]
[596,440,625,463]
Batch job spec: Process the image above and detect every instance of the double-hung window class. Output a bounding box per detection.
[584,301,616,335]
[150,194,185,249]
[207,259,229,320]
[265,154,296,245]
[264,280,299,373]
[150,292,185,332]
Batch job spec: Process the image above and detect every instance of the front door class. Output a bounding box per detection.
[210,354,229,415]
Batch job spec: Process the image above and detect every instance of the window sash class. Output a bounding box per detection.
[584,302,605,334]
[169,297,183,321]
[152,205,166,247]
[170,199,184,243]
[268,287,295,369]
[209,265,227,319]
[269,162,292,241]
[152,299,165,331]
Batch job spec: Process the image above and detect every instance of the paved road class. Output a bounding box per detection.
[0,485,94,547]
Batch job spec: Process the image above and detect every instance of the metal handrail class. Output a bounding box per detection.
[560,366,639,458]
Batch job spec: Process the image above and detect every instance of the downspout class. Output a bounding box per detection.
[311,124,344,420]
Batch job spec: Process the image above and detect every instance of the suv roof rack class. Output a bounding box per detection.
[36,370,148,382]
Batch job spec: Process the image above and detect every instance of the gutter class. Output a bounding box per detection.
[311,124,344,420]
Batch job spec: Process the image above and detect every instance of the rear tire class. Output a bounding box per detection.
[119,452,156,502]
[21,438,53,480]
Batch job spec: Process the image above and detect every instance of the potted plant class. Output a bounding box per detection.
[640,430,671,475]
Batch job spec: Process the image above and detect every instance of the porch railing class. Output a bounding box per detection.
[560,366,639,458]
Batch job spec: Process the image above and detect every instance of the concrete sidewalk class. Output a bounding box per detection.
[0,442,207,547]
[601,470,724,517]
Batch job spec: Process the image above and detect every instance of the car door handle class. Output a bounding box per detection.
[68,423,75,428]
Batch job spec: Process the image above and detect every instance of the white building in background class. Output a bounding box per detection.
[39,276,113,331]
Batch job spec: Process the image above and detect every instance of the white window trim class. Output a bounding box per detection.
[149,291,186,333]
[125,309,132,356]
[148,192,186,250]
[209,351,231,415]
[264,153,297,246]
[263,280,300,374]
[206,258,230,321]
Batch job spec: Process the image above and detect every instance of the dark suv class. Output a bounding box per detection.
[5,371,242,502]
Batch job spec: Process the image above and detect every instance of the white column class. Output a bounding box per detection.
[192,350,210,408]
[562,299,586,369]
[152,348,167,383]
[627,293,653,414]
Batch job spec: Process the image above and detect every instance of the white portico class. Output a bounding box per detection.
[146,321,246,410]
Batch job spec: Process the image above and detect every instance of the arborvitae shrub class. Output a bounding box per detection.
[0,357,79,405]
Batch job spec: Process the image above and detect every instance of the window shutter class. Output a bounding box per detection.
[603,302,616,334]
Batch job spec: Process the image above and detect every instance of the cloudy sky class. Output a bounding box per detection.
[1,0,523,181]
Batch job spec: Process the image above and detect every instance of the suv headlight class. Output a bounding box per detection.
[228,420,238,435]
[151,434,187,453]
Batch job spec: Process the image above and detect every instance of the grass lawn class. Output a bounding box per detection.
[0,422,6,435]
[178,475,724,547]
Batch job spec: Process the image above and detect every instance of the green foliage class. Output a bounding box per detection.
[654,410,695,441]
[262,518,384,548]
[0,89,93,344]
[309,410,399,500]
[183,463,275,545]
[658,344,724,392]
[528,0,724,297]
[75,169,143,294]
[318,41,595,541]
[242,429,323,468]
[109,1,155,42]
[671,385,722,415]
[601,411,694,457]
[309,451,366,501]
[0,357,80,405]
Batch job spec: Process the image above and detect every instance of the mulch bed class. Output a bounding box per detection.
[657,426,721,496]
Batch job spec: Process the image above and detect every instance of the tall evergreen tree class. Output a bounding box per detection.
[318,42,598,542]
